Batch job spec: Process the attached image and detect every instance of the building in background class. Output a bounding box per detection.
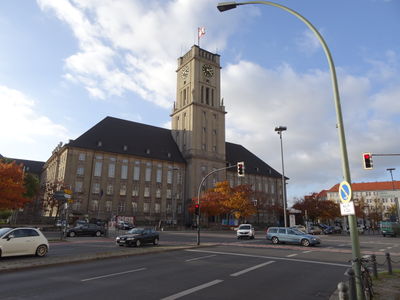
[41,45,284,226]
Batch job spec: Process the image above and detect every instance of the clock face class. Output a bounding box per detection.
[181,66,189,79]
[202,64,214,78]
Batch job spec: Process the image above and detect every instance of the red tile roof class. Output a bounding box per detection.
[327,181,400,192]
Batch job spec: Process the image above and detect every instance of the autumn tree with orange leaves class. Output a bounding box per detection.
[0,161,29,210]
[189,181,256,222]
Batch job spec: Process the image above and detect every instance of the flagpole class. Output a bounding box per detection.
[197,27,200,47]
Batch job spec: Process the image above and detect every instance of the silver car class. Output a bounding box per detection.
[266,227,320,247]
[236,224,255,239]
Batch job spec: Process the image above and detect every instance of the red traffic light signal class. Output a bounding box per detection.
[362,153,373,169]
[237,162,245,177]
[194,204,200,215]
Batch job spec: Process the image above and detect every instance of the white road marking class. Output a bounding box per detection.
[186,249,350,267]
[161,279,223,300]
[379,249,386,252]
[81,267,146,282]
[287,254,298,257]
[302,251,312,254]
[338,244,346,247]
[185,254,217,262]
[387,247,392,249]
[230,261,275,277]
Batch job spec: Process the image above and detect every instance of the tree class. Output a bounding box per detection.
[189,181,256,223]
[0,161,28,210]
[293,193,340,224]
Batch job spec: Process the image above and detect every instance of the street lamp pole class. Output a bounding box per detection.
[275,126,287,227]
[217,2,363,298]
[386,168,399,221]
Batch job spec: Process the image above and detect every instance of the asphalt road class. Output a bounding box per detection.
[1,245,349,300]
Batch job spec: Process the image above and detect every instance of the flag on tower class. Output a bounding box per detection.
[198,27,206,46]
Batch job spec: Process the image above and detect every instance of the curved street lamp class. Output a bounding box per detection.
[217,2,363,298]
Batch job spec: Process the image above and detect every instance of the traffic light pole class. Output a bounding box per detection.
[196,164,238,245]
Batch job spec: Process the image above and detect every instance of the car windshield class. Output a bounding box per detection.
[0,227,12,237]
[239,225,251,230]
[292,229,306,235]
[128,228,144,234]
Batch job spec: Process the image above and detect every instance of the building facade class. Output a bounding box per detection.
[41,45,284,226]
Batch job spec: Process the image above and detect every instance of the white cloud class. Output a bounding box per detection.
[295,29,321,54]
[0,85,69,160]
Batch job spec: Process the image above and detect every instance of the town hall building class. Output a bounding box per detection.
[41,45,284,226]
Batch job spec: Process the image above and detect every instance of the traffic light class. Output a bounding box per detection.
[194,204,200,215]
[237,162,245,177]
[362,153,373,169]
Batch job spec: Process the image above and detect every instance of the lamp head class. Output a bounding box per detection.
[217,2,238,12]
[275,126,287,132]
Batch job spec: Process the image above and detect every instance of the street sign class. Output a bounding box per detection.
[340,202,355,216]
[64,189,73,195]
[54,191,65,200]
[339,181,352,203]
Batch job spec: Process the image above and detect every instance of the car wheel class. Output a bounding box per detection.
[250,235,255,240]
[95,231,101,237]
[69,231,76,237]
[301,239,310,247]
[135,239,141,247]
[153,238,159,245]
[271,236,279,244]
[383,234,386,237]
[35,245,48,257]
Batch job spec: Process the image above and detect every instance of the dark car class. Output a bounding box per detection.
[67,223,105,237]
[115,228,159,247]
[117,221,134,230]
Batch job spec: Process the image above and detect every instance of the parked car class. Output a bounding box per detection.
[318,224,334,234]
[66,223,105,237]
[117,221,134,230]
[380,221,400,237]
[115,228,159,247]
[0,227,49,257]
[236,224,255,239]
[266,227,321,247]
[333,225,342,234]
[291,225,306,232]
[308,225,322,235]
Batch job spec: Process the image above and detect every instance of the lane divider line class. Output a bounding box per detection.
[230,261,275,277]
[286,254,298,257]
[81,267,146,282]
[185,255,217,262]
[161,279,223,300]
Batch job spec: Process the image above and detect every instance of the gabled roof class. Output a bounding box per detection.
[8,158,45,176]
[225,142,282,178]
[67,117,186,163]
[327,181,400,192]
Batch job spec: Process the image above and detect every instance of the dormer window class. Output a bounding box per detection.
[123,145,128,151]
[97,140,102,147]
[145,149,150,154]
[167,152,171,158]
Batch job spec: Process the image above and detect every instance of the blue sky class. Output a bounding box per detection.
[0,0,399,204]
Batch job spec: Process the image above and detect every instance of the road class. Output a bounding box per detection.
[1,231,399,299]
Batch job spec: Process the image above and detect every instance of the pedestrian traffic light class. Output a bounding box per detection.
[362,153,373,169]
[194,204,200,215]
[237,162,245,177]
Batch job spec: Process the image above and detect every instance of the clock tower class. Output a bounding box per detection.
[171,45,226,203]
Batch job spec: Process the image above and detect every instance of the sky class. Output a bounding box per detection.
[0,0,399,205]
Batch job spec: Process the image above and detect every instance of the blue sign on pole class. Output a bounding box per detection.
[339,181,352,203]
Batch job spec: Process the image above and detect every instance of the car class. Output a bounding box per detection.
[117,221,134,230]
[236,224,255,239]
[66,223,105,237]
[318,224,334,234]
[266,227,321,247]
[308,225,322,235]
[0,227,49,258]
[116,228,159,247]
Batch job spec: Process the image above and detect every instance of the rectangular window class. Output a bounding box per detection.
[107,184,114,195]
[120,184,127,196]
[132,186,139,197]
[121,165,128,179]
[155,203,160,213]
[77,166,84,176]
[92,200,99,211]
[75,181,83,193]
[145,162,152,181]
[78,153,86,161]
[143,202,150,213]
[106,201,112,212]
[133,161,140,180]
[167,189,172,199]
[108,163,115,178]
[177,204,182,214]
[93,183,100,194]
[94,162,102,177]
[156,188,161,198]
[144,186,150,197]
[167,166,173,184]
[166,203,171,213]
[118,202,126,213]
[156,165,162,183]
[132,201,138,213]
